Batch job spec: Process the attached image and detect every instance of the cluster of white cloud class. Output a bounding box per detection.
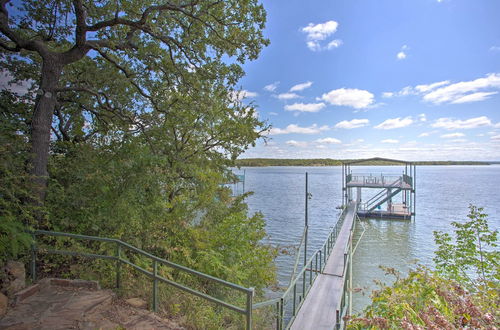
[441,132,465,139]
[397,45,409,60]
[290,81,313,92]
[316,137,341,144]
[264,82,279,92]
[285,137,342,149]
[269,124,329,135]
[383,73,500,105]
[320,88,375,109]
[431,116,497,130]
[334,118,370,129]
[374,116,414,130]
[276,92,300,100]
[301,20,342,52]
[269,80,328,113]
[284,102,325,113]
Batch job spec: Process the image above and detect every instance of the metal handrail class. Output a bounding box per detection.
[31,230,254,328]
[335,202,357,329]
[31,203,355,330]
[252,204,353,329]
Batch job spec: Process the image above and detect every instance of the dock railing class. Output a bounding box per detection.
[335,202,357,329]
[347,174,402,187]
[253,203,353,329]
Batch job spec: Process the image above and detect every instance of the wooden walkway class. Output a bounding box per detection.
[290,203,356,330]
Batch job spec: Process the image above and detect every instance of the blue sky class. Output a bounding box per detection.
[238,0,500,161]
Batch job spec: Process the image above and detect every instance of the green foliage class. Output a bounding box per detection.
[349,206,499,329]
[433,205,499,288]
[0,91,35,262]
[1,1,276,327]
[348,266,498,329]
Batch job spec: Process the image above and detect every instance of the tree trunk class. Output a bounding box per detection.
[30,57,62,213]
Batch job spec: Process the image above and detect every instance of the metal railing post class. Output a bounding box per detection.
[293,283,297,316]
[153,260,158,312]
[116,243,121,289]
[302,270,306,302]
[30,234,36,282]
[279,297,284,330]
[276,301,280,330]
[246,288,254,329]
[309,260,312,285]
[315,253,318,275]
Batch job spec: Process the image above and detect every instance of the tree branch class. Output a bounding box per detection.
[0,0,49,56]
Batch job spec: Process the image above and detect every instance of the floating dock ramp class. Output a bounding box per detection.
[290,201,357,330]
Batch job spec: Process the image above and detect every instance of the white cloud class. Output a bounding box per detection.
[334,118,369,129]
[415,80,450,93]
[491,135,500,141]
[269,124,329,135]
[0,70,33,95]
[431,116,493,130]
[374,117,414,130]
[268,112,278,116]
[381,139,399,144]
[450,92,498,104]
[284,102,325,112]
[230,90,258,101]
[418,132,431,137]
[418,113,427,122]
[490,46,500,52]
[316,137,341,144]
[286,140,308,147]
[264,82,279,92]
[396,45,409,60]
[306,41,321,52]
[302,21,338,41]
[320,88,375,109]
[383,73,500,105]
[301,20,342,51]
[276,92,301,100]
[290,81,313,92]
[423,73,500,104]
[327,39,343,49]
[441,132,465,139]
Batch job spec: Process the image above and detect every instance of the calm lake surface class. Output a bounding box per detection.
[242,165,500,313]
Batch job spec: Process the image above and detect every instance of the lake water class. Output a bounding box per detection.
[242,165,500,313]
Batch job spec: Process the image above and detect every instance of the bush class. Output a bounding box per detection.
[348,205,499,329]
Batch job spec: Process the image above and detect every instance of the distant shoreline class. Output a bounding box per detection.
[235,158,500,167]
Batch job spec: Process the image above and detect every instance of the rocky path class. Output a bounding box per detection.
[0,278,183,330]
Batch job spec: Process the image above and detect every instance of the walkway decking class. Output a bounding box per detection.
[290,203,356,330]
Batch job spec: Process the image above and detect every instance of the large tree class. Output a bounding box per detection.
[0,0,268,208]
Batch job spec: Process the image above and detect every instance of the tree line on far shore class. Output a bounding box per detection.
[235,158,494,167]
